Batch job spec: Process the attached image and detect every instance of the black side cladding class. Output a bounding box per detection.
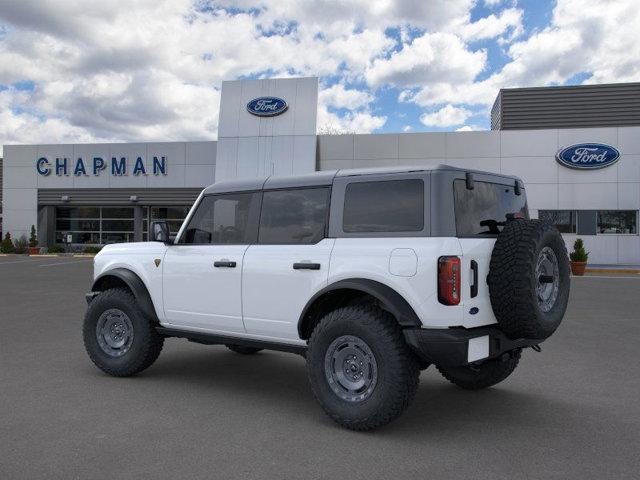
[487,219,570,340]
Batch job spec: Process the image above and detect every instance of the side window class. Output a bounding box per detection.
[180,193,258,244]
[343,179,424,232]
[259,188,330,244]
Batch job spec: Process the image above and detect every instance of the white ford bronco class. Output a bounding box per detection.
[84,165,570,430]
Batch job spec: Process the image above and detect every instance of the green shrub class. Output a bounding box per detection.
[1,233,15,253]
[29,225,38,248]
[13,235,28,254]
[47,244,66,254]
[569,238,589,262]
[82,246,103,254]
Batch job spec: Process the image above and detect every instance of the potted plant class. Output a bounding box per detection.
[28,225,40,255]
[569,238,589,276]
[1,232,15,253]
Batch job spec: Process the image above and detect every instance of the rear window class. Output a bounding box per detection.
[343,179,424,232]
[454,179,528,236]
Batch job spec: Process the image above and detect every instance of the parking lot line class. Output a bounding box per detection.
[38,259,93,267]
[0,258,52,265]
[575,275,640,280]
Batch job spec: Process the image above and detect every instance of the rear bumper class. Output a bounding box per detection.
[403,326,541,367]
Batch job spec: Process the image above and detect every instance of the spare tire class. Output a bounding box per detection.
[487,219,570,340]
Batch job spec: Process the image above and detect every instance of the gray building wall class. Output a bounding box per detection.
[492,83,640,130]
[2,141,216,242]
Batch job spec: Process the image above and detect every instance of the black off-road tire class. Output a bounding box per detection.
[307,304,420,431]
[83,288,164,377]
[437,349,521,390]
[225,344,263,355]
[488,219,570,340]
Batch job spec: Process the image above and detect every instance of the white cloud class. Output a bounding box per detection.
[319,84,373,110]
[420,105,472,127]
[458,8,523,42]
[484,0,506,7]
[0,0,638,147]
[366,32,486,88]
[456,125,484,131]
[404,0,640,111]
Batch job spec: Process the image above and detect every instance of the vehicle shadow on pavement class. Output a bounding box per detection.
[104,344,592,437]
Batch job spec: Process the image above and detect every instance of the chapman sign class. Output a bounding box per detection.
[246,97,288,117]
[36,156,168,176]
[556,143,620,170]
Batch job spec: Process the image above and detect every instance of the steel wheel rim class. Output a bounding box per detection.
[324,335,378,403]
[96,308,134,357]
[536,246,560,313]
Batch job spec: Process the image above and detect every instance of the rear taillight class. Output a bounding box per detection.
[438,256,461,305]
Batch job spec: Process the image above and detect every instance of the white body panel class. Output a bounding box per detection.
[162,245,248,334]
[93,242,169,321]
[328,237,475,329]
[242,239,335,340]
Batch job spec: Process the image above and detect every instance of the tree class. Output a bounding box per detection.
[29,225,38,248]
[1,232,15,253]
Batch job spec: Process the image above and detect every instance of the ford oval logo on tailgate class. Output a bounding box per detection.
[247,97,288,117]
[556,143,620,170]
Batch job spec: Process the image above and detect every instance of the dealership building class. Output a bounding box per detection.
[1,78,639,264]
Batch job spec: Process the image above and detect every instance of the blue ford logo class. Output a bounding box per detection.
[556,143,620,170]
[246,97,288,117]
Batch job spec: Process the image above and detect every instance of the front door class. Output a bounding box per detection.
[162,192,261,334]
[242,187,333,341]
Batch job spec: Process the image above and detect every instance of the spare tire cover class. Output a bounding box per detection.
[487,219,570,340]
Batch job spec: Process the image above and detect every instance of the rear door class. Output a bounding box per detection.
[242,187,333,341]
[453,178,528,327]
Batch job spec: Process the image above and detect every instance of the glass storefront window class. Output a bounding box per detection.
[539,210,577,233]
[597,210,638,234]
[55,206,135,245]
[144,206,191,241]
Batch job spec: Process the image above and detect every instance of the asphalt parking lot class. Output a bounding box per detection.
[1,256,639,479]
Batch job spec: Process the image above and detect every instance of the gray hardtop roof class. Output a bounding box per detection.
[201,164,522,195]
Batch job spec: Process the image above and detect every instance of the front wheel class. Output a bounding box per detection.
[307,305,420,431]
[436,349,521,390]
[83,288,164,377]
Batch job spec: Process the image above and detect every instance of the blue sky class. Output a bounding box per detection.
[0,0,637,150]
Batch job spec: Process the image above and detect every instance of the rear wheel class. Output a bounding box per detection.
[225,344,263,355]
[437,349,521,390]
[83,288,164,377]
[307,304,419,431]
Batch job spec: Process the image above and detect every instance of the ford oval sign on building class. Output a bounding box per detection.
[556,143,620,170]
[247,97,288,117]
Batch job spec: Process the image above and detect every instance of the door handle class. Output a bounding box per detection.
[214,260,236,268]
[470,260,478,298]
[293,262,321,270]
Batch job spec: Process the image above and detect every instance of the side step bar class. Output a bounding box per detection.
[156,327,307,356]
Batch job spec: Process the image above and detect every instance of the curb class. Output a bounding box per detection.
[585,268,640,275]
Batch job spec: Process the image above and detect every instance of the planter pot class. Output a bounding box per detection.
[28,246,40,255]
[570,261,587,276]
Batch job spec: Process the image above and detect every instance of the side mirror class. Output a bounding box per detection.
[151,221,171,244]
